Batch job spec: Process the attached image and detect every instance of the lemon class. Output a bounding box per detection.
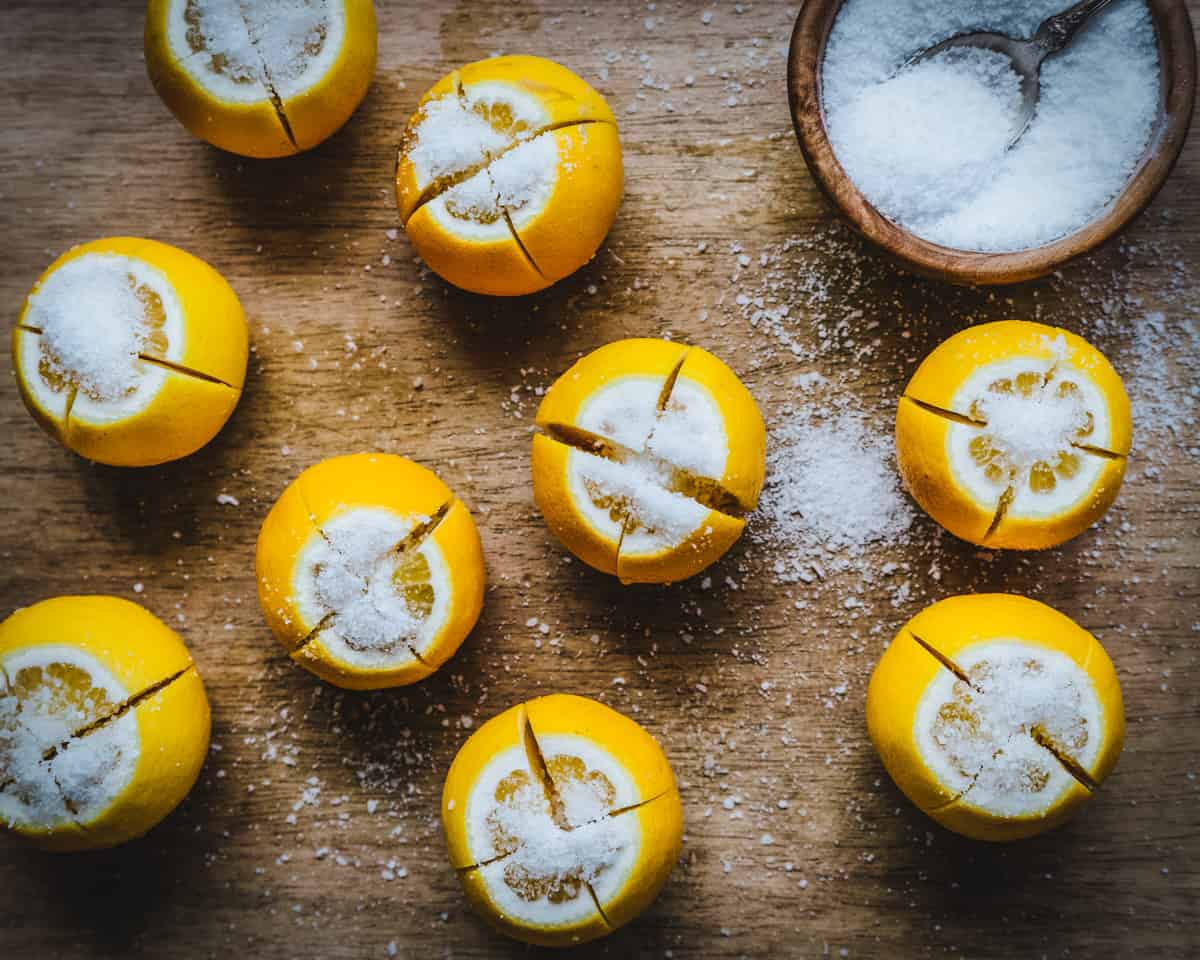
[896,320,1131,549]
[145,0,376,158]
[866,594,1124,842]
[0,596,210,852]
[531,339,765,584]
[12,237,247,468]
[256,453,486,690]
[443,694,681,946]
[396,55,622,296]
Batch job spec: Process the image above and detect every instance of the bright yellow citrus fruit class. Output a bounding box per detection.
[896,320,1131,550]
[12,237,248,468]
[256,453,486,690]
[396,55,622,296]
[145,0,376,158]
[866,593,1124,842]
[442,694,682,947]
[531,338,765,584]
[0,595,210,852]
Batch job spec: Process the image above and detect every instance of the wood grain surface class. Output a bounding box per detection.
[0,2,1197,958]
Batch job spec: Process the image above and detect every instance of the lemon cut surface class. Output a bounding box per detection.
[896,320,1130,549]
[256,453,486,690]
[443,694,681,946]
[13,237,247,467]
[866,594,1124,842]
[396,55,622,296]
[145,0,376,157]
[532,339,765,584]
[0,596,210,851]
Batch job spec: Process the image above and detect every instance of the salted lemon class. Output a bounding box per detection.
[395,55,622,296]
[531,339,765,584]
[0,596,210,852]
[867,594,1124,842]
[12,237,248,468]
[443,694,682,946]
[145,0,376,158]
[896,320,1131,549]
[256,453,486,690]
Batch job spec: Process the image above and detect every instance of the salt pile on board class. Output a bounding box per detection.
[822,0,1160,251]
[753,378,914,584]
[25,254,154,401]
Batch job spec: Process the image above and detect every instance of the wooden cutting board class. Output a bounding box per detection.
[1,2,1196,957]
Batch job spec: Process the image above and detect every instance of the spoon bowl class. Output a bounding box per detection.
[787,0,1196,285]
[905,0,1119,148]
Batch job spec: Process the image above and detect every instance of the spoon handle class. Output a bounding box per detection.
[1033,0,1119,56]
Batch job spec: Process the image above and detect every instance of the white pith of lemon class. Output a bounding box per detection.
[165,0,346,106]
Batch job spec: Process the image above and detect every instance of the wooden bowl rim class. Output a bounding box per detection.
[787,0,1197,286]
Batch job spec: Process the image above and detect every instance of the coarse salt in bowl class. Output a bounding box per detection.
[787,0,1196,285]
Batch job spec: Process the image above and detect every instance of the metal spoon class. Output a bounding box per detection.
[905,0,1120,148]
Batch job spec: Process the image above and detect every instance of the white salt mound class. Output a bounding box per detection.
[922,643,1099,814]
[827,50,1021,225]
[756,395,913,582]
[186,0,334,97]
[823,0,1160,251]
[26,254,153,401]
[305,509,427,653]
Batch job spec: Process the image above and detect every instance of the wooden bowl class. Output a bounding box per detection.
[787,0,1197,285]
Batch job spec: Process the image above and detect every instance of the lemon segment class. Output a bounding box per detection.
[866,594,1124,842]
[404,192,545,298]
[505,123,624,286]
[0,596,209,852]
[534,339,687,433]
[456,55,617,128]
[145,0,376,158]
[530,435,622,577]
[442,695,681,946]
[255,454,485,690]
[395,55,622,296]
[532,339,765,584]
[896,320,1131,549]
[12,237,247,468]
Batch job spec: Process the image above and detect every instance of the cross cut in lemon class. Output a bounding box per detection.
[145,0,376,158]
[532,339,765,584]
[256,453,486,690]
[867,594,1124,842]
[0,596,210,852]
[396,55,622,296]
[896,321,1131,549]
[443,694,682,946]
[12,237,248,467]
